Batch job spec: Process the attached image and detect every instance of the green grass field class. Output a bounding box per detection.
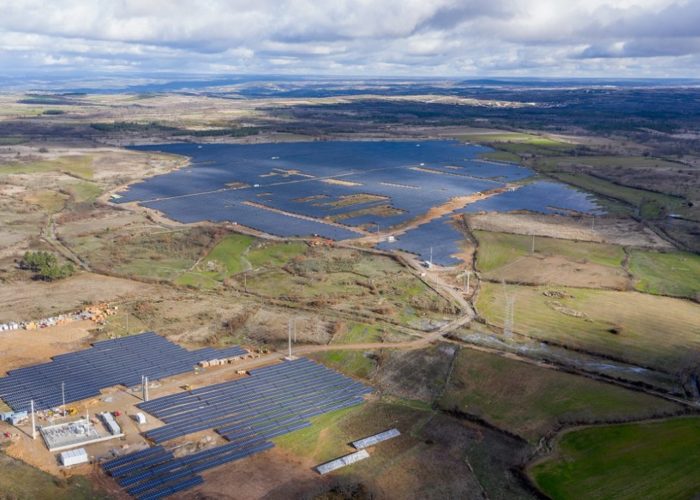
[244,248,455,325]
[64,180,103,203]
[478,150,522,163]
[474,230,625,272]
[439,349,680,442]
[537,155,683,172]
[531,417,700,500]
[24,190,68,213]
[272,405,362,462]
[546,172,685,219]
[175,234,307,286]
[460,132,566,146]
[0,155,94,180]
[273,399,537,499]
[476,282,700,371]
[247,240,308,268]
[68,227,215,282]
[118,256,195,281]
[628,249,700,300]
[202,233,254,274]
[461,132,572,158]
[0,449,108,500]
[312,350,377,379]
[332,322,384,344]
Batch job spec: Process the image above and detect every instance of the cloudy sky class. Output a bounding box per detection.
[1,0,699,78]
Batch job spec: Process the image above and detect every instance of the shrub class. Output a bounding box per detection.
[19,251,75,281]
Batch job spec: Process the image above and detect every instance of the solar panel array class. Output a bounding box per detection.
[0,332,247,412]
[461,180,604,216]
[102,442,271,500]
[103,358,372,499]
[113,142,606,266]
[377,214,465,266]
[138,358,371,444]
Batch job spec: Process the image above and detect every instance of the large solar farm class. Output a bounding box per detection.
[115,141,602,265]
[0,332,376,499]
[2,77,699,500]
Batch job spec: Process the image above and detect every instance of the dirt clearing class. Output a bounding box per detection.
[467,212,672,249]
[483,254,631,289]
[0,273,156,323]
[0,320,94,373]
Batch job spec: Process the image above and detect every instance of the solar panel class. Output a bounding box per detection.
[0,333,248,412]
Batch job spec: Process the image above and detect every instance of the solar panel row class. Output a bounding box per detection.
[102,446,169,472]
[139,358,371,445]
[102,439,273,499]
[0,332,247,412]
[140,475,203,500]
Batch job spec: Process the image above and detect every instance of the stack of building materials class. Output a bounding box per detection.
[351,428,401,449]
[196,346,255,368]
[100,412,122,436]
[316,450,370,475]
[0,303,118,332]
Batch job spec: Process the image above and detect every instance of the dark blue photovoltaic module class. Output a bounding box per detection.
[0,332,247,412]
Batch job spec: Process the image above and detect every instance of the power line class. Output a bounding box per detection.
[504,295,515,341]
[502,280,515,340]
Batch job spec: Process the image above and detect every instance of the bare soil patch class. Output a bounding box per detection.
[0,273,156,323]
[0,320,95,373]
[484,254,631,289]
[173,448,322,500]
[467,212,671,249]
[374,344,457,403]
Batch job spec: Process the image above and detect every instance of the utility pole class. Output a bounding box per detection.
[143,376,149,402]
[429,246,433,267]
[125,311,129,335]
[30,400,36,440]
[286,319,293,360]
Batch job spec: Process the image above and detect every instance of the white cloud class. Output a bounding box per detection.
[0,0,698,77]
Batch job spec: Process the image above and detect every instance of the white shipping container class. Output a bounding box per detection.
[60,448,88,467]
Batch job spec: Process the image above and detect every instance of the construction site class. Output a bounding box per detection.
[0,329,385,499]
